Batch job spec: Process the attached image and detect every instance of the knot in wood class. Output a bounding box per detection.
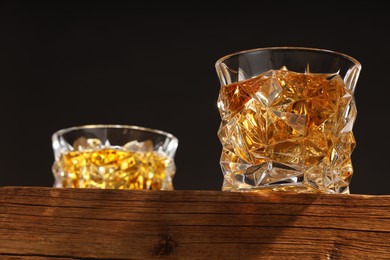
[152,234,177,257]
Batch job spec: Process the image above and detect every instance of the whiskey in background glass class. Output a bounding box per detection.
[51,125,178,190]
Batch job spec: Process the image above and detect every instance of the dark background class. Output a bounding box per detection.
[0,1,389,194]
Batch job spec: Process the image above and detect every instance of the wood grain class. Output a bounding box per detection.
[0,187,389,259]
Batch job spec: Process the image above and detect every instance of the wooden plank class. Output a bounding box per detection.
[0,187,389,259]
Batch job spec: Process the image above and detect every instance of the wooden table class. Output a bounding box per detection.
[0,187,389,259]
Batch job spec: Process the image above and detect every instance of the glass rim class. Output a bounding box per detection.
[52,124,178,142]
[215,46,361,69]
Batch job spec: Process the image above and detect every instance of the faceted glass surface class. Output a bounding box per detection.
[216,48,361,194]
[51,125,178,190]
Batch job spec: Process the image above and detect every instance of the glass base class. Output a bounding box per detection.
[222,179,350,194]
